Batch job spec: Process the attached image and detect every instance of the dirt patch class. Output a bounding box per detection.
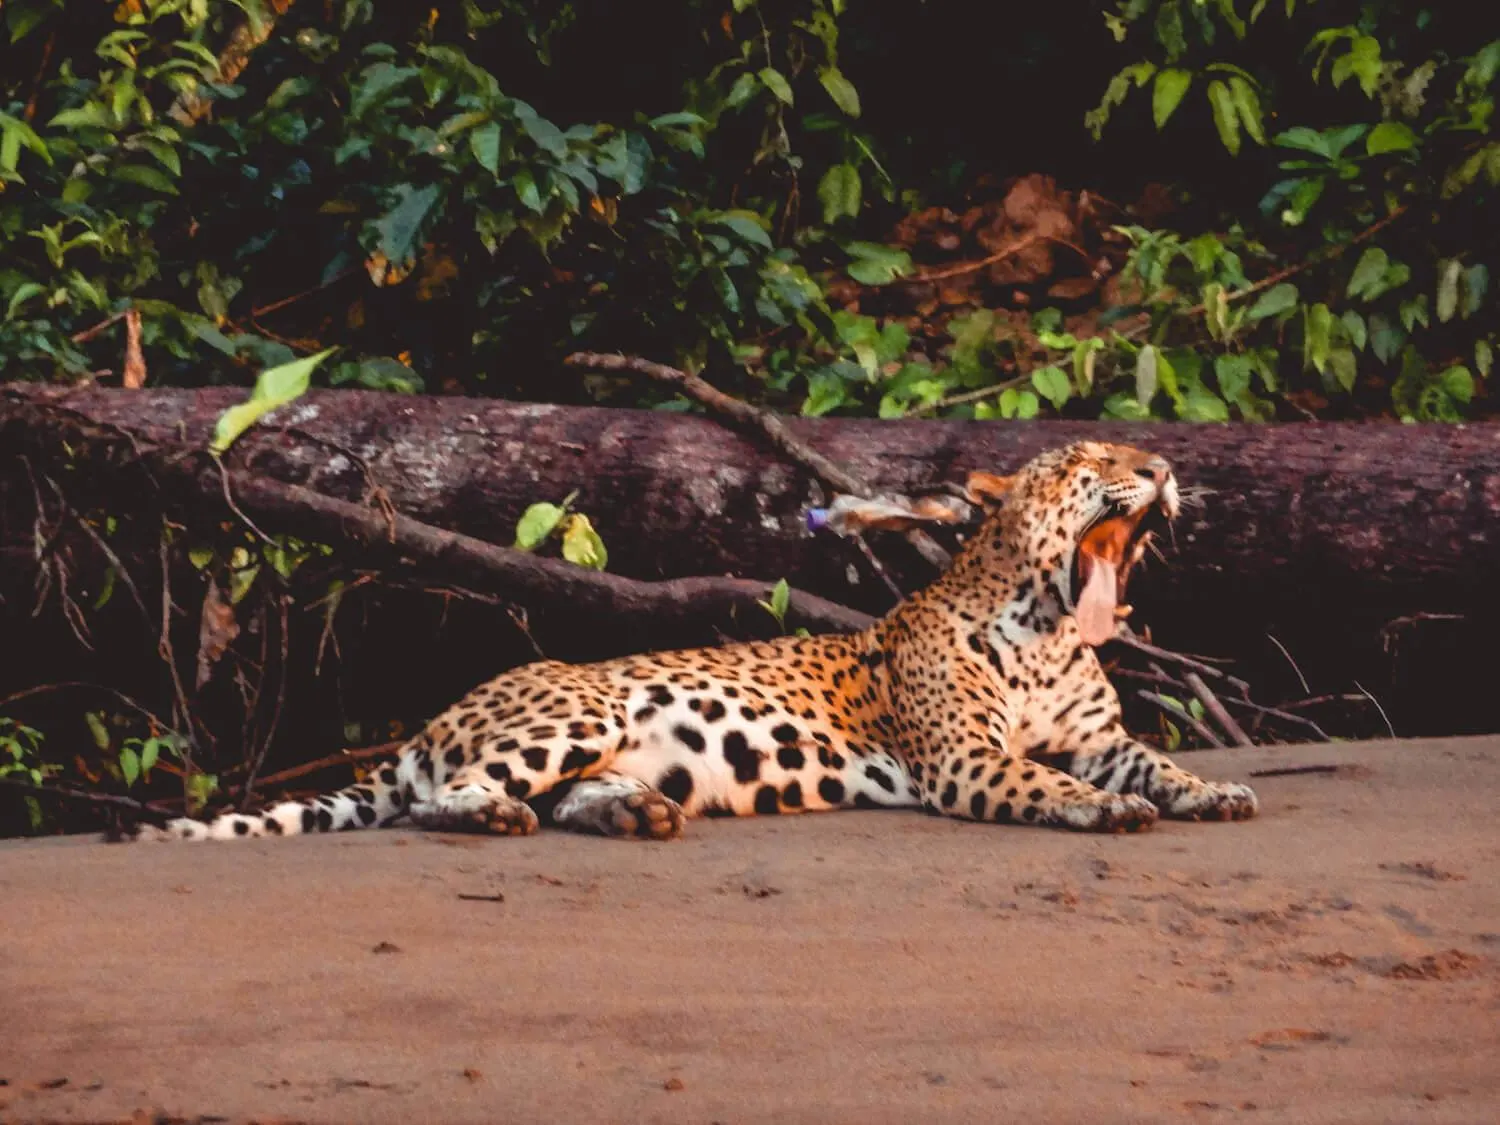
[2,737,1498,1125]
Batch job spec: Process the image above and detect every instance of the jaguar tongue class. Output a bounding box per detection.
[1075,514,1138,646]
[1076,553,1119,645]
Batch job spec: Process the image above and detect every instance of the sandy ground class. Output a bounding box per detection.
[2,738,1499,1125]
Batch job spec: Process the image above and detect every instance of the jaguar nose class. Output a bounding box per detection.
[1135,457,1172,488]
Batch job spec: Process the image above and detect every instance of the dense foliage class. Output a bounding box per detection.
[1,0,1496,422]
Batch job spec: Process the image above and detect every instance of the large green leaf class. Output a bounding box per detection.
[819,68,861,117]
[211,349,336,454]
[817,162,861,223]
[372,184,440,262]
[1152,69,1192,129]
[1206,79,1241,155]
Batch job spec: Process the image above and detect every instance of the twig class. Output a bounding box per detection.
[1380,611,1464,654]
[456,893,506,903]
[249,741,404,791]
[1266,633,1309,694]
[1183,671,1252,747]
[0,681,174,732]
[896,233,1043,284]
[933,373,1030,411]
[23,30,56,122]
[1219,695,1331,742]
[566,351,952,571]
[249,268,359,319]
[69,308,131,345]
[213,454,277,545]
[1114,632,1250,695]
[1276,693,1370,711]
[157,531,202,767]
[0,776,173,825]
[1138,690,1225,749]
[1119,206,1410,341]
[239,596,291,810]
[1353,680,1396,738]
[1248,764,1339,779]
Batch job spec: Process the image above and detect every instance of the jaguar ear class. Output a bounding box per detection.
[963,471,1014,510]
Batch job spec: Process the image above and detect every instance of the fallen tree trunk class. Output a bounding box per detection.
[2,382,1497,735]
[5,382,1498,610]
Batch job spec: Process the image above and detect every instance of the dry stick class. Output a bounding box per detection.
[1266,633,1310,695]
[187,467,877,636]
[1217,695,1331,742]
[1184,671,1252,747]
[1353,680,1397,738]
[894,232,1044,284]
[0,776,173,825]
[1138,690,1225,749]
[1115,632,1250,697]
[564,351,953,573]
[239,596,291,811]
[250,741,404,792]
[1249,764,1339,779]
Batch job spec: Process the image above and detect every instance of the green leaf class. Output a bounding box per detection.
[845,241,912,285]
[1366,121,1417,156]
[1341,309,1367,351]
[819,68,861,117]
[210,348,336,454]
[5,281,44,320]
[1102,393,1151,421]
[1475,340,1493,378]
[139,738,161,777]
[1327,346,1357,393]
[1030,365,1071,410]
[372,184,440,262]
[817,162,861,224]
[514,502,566,551]
[516,106,568,157]
[1461,264,1489,319]
[85,712,110,751]
[1213,354,1253,401]
[470,121,501,175]
[1304,303,1333,374]
[1206,79,1241,155]
[560,513,608,570]
[710,211,774,249]
[120,746,140,787]
[758,67,794,105]
[1152,69,1192,129]
[1135,344,1159,405]
[1436,258,1461,323]
[1438,365,1474,405]
[1014,389,1040,420]
[1179,388,1230,422]
[759,576,791,627]
[1346,246,1389,300]
[648,111,707,129]
[1228,76,1266,145]
[112,163,179,194]
[1330,35,1382,98]
[1246,282,1299,320]
[726,72,760,109]
[1280,176,1325,225]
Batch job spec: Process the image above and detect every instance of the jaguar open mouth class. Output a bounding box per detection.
[1070,500,1172,646]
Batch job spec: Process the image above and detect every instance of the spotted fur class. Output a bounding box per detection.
[123,441,1257,843]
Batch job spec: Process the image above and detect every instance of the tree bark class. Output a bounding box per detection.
[5,382,1497,614]
[2,382,1497,734]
